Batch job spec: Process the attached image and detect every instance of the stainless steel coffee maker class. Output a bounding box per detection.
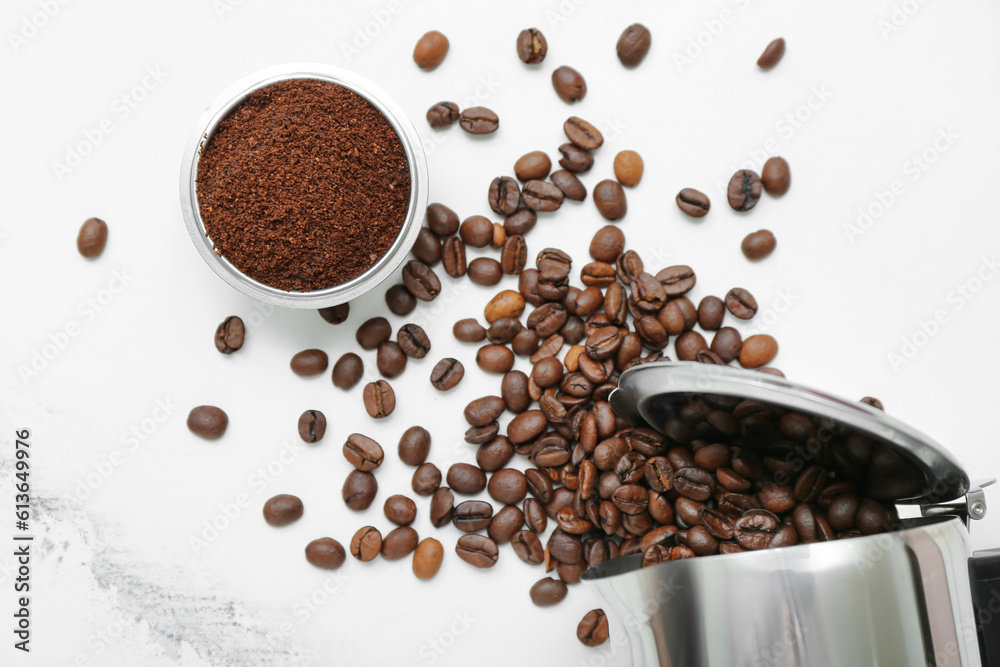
[583,362,999,667]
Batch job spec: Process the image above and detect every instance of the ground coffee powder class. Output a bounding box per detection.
[196,78,411,292]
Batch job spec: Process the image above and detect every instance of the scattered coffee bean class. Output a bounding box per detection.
[426,101,459,128]
[517,27,547,64]
[214,316,245,354]
[460,107,500,134]
[590,226,625,263]
[412,463,442,496]
[187,406,228,440]
[318,304,350,325]
[761,156,791,196]
[488,468,529,505]
[453,500,494,532]
[362,380,396,418]
[697,296,726,331]
[522,180,565,212]
[727,170,763,212]
[382,526,419,560]
[350,526,382,562]
[512,529,545,564]
[485,290,526,322]
[504,208,536,236]
[413,30,449,70]
[489,176,522,215]
[740,334,778,368]
[77,217,109,258]
[491,222,507,248]
[861,397,885,411]
[290,349,329,376]
[377,341,407,378]
[454,318,487,342]
[577,609,610,647]
[385,494,417,526]
[757,37,786,69]
[332,353,364,389]
[298,410,326,443]
[617,23,651,67]
[263,494,303,526]
[342,470,378,511]
[430,487,456,527]
[676,188,711,218]
[412,226,442,265]
[356,317,391,350]
[515,151,552,181]
[385,284,417,316]
[344,433,384,471]
[656,265,696,296]
[399,426,432,466]
[398,323,431,359]
[430,358,465,390]
[564,116,604,150]
[477,344,515,373]
[305,537,345,570]
[551,65,587,103]
[530,577,568,606]
[711,327,743,363]
[468,257,504,286]
[558,143,594,173]
[402,260,441,301]
[448,463,488,494]
[613,150,643,187]
[550,170,587,201]
[725,287,758,319]
[742,230,777,260]
[427,203,460,237]
[593,180,627,220]
[459,215,492,248]
[456,534,500,568]
[413,538,444,579]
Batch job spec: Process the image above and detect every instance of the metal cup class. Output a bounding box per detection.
[178,63,428,308]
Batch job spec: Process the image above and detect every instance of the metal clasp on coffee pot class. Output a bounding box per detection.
[922,478,996,527]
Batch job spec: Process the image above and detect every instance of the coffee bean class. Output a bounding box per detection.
[290,349,329,376]
[458,107,500,134]
[510,529,543,565]
[740,334,778,368]
[376,341,407,378]
[538,267,570,301]
[476,437,514,473]
[426,101,459,128]
[430,357,464,390]
[384,494,417,526]
[491,222,506,248]
[530,577,568,606]
[356,317,390,350]
[350,526,382,561]
[412,463,442,496]
[430,487,455,527]
[362,380,395,418]
[697,296,726,331]
[460,215,493,248]
[305,537,345,570]
[589,226,626,264]
[477,344,515,373]
[762,156,791,195]
[585,326,624,360]
[616,250,644,285]
[711,327,743,363]
[441,236,468,278]
[507,410,548,444]
[464,396,507,427]
[187,406,228,440]
[453,500,494,532]
[673,467,716,501]
[487,317,522,346]
[402,260,441,301]
[385,284,417,316]
[500,235,528,275]
[656,265,696,296]
[613,150,644,187]
[448,463,488,495]
[675,331,708,361]
[675,188,711,218]
[656,296,693,334]
[581,262,617,288]
[742,230,776,260]
[861,396,885,411]
[412,226,442,265]
[617,23,651,67]
[77,217,108,258]
[413,30,448,69]
[489,176,521,216]
[298,410,326,443]
[757,37,786,69]
[525,468,555,504]
[397,425,431,466]
[725,287,758,319]
[564,116,604,150]
[611,484,649,514]
[456,534,500,568]
[343,433,384,471]
[454,318,487,343]
[411,537,444,580]
[214,316,245,354]
[382,526,419,560]
[522,180,564,212]
[392,325,430,361]
[263,494,303,526]
[514,25,549,63]
[426,202,459,237]
[488,506,525,544]
[318,304,350,325]
[727,170,763,211]
[332,353,364,390]
[514,150,552,181]
[550,170,587,201]
[551,66,587,103]
[558,143,593,173]
[342,470,378,511]
[734,509,781,550]
[592,180,627,220]
[759,483,796,515]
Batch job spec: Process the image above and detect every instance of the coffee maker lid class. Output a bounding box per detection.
[610,362,969,505]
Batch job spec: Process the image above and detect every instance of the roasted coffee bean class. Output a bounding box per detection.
[402,260,441,301]
[426,101,459,128]
[412,537,444,580]
[613,150,644,187]
[673,467,716,501]
[430,487,455,527]
[757,37,786,69]
[762,156,791,195]
[537,268,570,301]
[693,443,730,471]
[558,143,594,174]
[488,506,525,543]
[489,176,521,215]
[412,463,442,496]
[356,317,391,350]
[827,493,860,531]
[362,380,395,418]
[676,188,710,218]
[488,469,528,505]
[548,528,583,564]
[517,27,548,64]
[298,410,326,443]
[759,483,796,514]
[214,316,245,354]
[856,498,891,535]
[617,23,651,67]
[263,494,303,526]
[564,116,604,150]
[551,65,587,103]
[343,433,384,472]
[459,106,499,134]
[560,316,585,345]
[515,150,552,181]
[467,257,503,287]
[861,396,885,411]
[725,287,758,319]
[350,526,382,561]
[187,406,228,439]
[697,296,726,331]
[634,316,667,350]
[290,349,329,376]
[392,425,430,467]
[793,465,828,502]
[643,457,673,492]
[77,217,108,257]
[615,451,647,485]
[518,270,544,307]
[475,345,515,373]
[742,229,777,261]
[734,509,781,550]
[382,526,419,560]
[384,494,418,527]
[589,226,625,264]
[376,341,407,378]
[505,208,537,236]
[709,327,742,363]
[550,169,587,201]
[478,436,515,472]
[528,303,568,337]
[536,247,572,275]
[412,226,442,265]
[385,284,417,316]
[585,327,624,360]
[592,180,627,220]
[466,423,501,446]
[331,353,364,390]
[500,235,528,275]
[522,180,564,212]
[465,396,507,427]
[630,274,665,315]
[453,500,494,532]
[701,508,735,540]
[342,470,378,511]
[413,29,448,69]
[523,498,548,534]
[531,357,564,388]
[318,304,350,325]
[656,265,696,296]
[507,410,548,444]
[427,202,460,236]
[611,484,648,514]
[581,262,617,288]
[727,169,763,211]
[740,334,778,368]
[454,319,487,343]
[491,222,507,248]
[512,529,545,565]
[396,324,430,360]
[441,236,468,278]
[501,370,532,413]
[455,534,500,568]
[458,215,492,248]
[430,358,464,390]
[305,537,345,570]
[526,468,555,504]
[675,331,708,361]
[487,317,523,345]
[447,463,488,495]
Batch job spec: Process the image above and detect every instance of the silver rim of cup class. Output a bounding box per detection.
[179,63,428,309]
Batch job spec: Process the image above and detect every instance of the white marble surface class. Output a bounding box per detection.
[3,0,1000,665]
